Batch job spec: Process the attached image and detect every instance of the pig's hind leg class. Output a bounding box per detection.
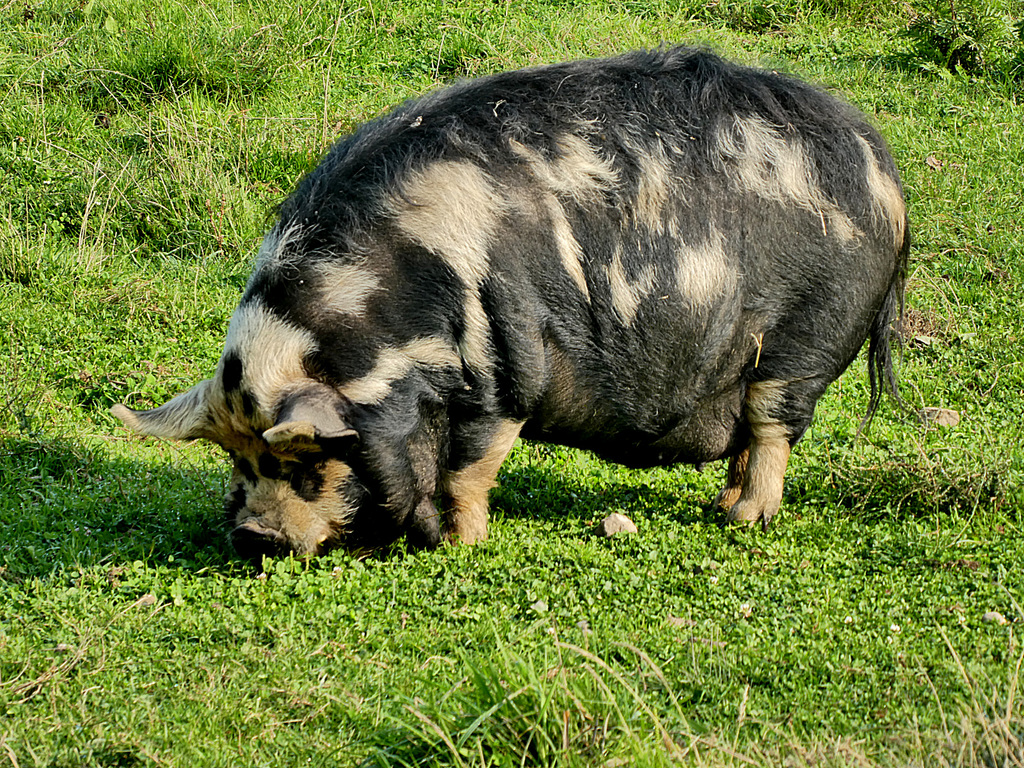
[713,447,749,513]
[719,378,815,528]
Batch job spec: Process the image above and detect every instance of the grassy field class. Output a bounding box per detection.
[2,0,1023,765]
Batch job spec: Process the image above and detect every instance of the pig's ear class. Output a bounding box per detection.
[111,379,214,440]
[263,383,357,452]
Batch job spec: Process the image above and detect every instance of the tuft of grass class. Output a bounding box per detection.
[362,632,1024,767]
[362,637,728,768]
[904,0,1024,80]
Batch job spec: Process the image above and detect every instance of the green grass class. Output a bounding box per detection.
[2,0,1024,765]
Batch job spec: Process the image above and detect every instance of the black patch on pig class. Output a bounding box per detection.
[222,352,243,393]
[290,463,325,501]
[236,457,258,485]
[241,391,256,419]
[258,453,282,480]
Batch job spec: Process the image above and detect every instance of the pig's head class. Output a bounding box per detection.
[112,375,397,560]
[111,304,408,561]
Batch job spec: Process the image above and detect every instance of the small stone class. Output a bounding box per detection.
[919,407,960,428]
[133,593,157,608]
[597,513,637,537]
[983,611,1008,625]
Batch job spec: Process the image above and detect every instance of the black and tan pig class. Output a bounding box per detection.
[113,47,908,559]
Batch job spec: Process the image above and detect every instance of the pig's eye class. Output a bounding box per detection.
[235,456,259,485]
[288,460,327,501]
[321,432,360,461]
[257,452,283,480]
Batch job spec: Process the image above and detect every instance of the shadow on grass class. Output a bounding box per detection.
[0,434,235,579]
[4,426,1008,580]
[491,460,724,528]
[0,432,728,578]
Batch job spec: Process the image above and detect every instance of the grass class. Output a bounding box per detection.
[2,0,1024,765]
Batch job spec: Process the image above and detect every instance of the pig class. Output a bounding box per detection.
[112,47,908,560]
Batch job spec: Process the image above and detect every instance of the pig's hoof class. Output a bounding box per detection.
[445,524,488,546]
[713,486,742,512]
[725,499,777,529]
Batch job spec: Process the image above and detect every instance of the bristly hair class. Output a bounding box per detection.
[271,46,879,259]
